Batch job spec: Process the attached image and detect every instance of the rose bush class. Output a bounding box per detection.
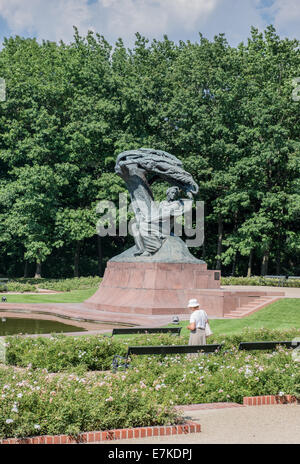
[0,364,180,438]
[5,328,300,372]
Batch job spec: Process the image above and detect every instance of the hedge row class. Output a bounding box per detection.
[221,276,300,287]
[4,328,300,372]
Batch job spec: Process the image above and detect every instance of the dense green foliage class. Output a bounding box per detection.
[0,25,299,278]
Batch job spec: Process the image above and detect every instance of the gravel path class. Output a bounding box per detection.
[103,404,300,444]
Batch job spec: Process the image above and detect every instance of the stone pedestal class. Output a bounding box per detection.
[85,260,225,315]
[85,237,283,317]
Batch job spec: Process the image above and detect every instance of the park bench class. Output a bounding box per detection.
[264,275,286,286]
[238,341,300,351]
[112,343,223,370]
[127,343,223,356]
[287,276,300,281]
[111,327,182,336]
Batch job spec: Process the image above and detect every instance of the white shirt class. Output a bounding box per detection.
[189,309,208,330]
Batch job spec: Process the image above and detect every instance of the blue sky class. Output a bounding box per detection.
[0,0,298,47]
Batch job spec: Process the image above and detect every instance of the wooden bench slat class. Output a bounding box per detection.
[127,344,223,356]
[239,341,300,350]
[264,275,286,279]
[112,327,181,336]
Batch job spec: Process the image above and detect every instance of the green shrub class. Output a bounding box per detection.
[5,333,187,372]
[38,276,102,292]
[128,346,300,405]
[0,277,102,293]
[221,276,300,288]
[6,335,127,371]
[5,328,300,372]
[209,327,300,348]
[12,276,102,292]
[0,366,180,438]
[0,282,37,293]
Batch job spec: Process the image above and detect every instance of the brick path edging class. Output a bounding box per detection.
[243,394,299,406]
[0,421,201,445]
[1,395,299,444]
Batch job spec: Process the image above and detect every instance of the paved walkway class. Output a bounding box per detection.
[103,404,300,444]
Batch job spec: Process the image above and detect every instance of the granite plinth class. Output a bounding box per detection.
[85,237,284,316]
[85,260,224,315]
[85,258,285,316]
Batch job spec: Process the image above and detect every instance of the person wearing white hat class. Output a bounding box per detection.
[186,299,209,345]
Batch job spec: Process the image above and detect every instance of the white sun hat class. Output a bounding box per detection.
[187,298,200,308]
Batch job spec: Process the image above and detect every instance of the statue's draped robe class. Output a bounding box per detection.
[115,148,199,255]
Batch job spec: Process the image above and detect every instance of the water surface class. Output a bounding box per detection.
[0,317,86,336]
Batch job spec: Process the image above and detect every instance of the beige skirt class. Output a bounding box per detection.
[188,328,206,345]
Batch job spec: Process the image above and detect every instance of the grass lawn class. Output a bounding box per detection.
[170,299,300,337]
[0,288,98,303]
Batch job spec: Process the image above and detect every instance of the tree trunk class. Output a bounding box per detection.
[97,235,103,276]
[24,260,29,278]
[216,215,223,270]
[247,249,253,277]
[276,249,281,275]
[231,253,236,276]
[74,241,81,278]
[35,261,42,279]
[261,250,269,276]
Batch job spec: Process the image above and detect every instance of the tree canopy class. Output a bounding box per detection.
[0,26,299,278]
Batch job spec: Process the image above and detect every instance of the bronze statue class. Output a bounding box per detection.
[115,148,198,256]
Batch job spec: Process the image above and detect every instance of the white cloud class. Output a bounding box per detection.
[270,0,300,40]
[0,0,92,42]
[0,0,298,45]
[95,0,220,41]
[0,0,221,43]
[193,0,266,45]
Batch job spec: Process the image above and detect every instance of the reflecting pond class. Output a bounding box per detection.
[0,317,86,336]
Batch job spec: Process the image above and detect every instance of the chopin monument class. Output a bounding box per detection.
[86,148,222,316]
[86,148,282,317]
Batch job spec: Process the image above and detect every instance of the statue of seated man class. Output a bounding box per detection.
[132,186,193,256]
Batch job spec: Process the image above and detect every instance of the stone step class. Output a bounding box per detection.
[223,296,280,319]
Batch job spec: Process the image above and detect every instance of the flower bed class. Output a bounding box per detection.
[5,333,187,371]
[1,328,300,439]
[0,365,180,439]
